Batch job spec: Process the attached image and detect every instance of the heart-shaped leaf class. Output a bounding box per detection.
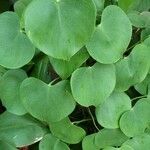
[82,134,100,150]
[71,63,116,107]
[24,0,96,60]
[95,128,128,148]
[49,48,89,79]
[0,69,27,115]
[39,134,70,150]
[86,5,132,64]
[0,12,35,69]
[120,98,150,137]
[0,112,48,147]
[50,117,86,144]
[20,78,76,122]
[96,92,131,129]
[115,44,150,91]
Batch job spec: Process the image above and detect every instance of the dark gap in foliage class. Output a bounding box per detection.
[69,142,82,150]
[0,101,6,114]
[86,57,96,67]
[124,28,141,57]
[70,105,101,135]
[126,86,142,106]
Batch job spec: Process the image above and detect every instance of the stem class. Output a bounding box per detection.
[72,119,91,125]
[87,108,100,131]
[131,95,147,101]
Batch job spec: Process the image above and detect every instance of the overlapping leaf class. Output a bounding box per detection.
[24,0,96,60]
[86,5,132,64]
[0,69,27,115]
[50,117,86,144]
[20,78,76,122]
[39,134,70,150]
[71,63,116,106]
[96,92,131,128]
[0,112,48,147]
[0,12,35,69]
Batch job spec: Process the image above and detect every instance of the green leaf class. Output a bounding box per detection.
[120,98,150,137]
[0,111,48,147]
[141,28,150,41]
[14,0,32,18]
[118,0,135,12]
[115,44,150,91]
[0,69,27,115]
[95,128,128,148]
[20,78,76,122]
[0,12,35,69]
[31,56,51,84]
[50,117,86,144]
[86,5,132,64]
[39,134,70,150]
[14,0,32,28]
[96,92,131,129]
[135,73,150,95]
[24,0,96,60]
[0,140,17,150]
[93,0,105,12]
[123,134,150,150]
[118,0,150,12]
[127,11,150,28]
[82,134,100,150]
[49,47,89,79]
[103,145,133,150]
[71,63,116,107]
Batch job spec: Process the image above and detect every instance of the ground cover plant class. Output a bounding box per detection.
[0,0,150,149]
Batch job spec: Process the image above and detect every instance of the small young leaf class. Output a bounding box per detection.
[96,92,131,129]
[0,111,48,147]
[24,0,96,60]
[86,5,132,64]
[71,63,116,107]
[39,134,70,150]
[50,117,86,144]
[0,69,27,115]
[20,78,76,122]
[0,12,35,69]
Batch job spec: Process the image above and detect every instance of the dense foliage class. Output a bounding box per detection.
[0,0,150,149]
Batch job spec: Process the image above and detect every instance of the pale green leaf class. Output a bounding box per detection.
[95,128,128,148]
[71,63,116,107]
[0,111,48,147]
[20,78,76,122]
[86,5,132,64]
[50,117,86,144]
[96,92,131,129]
[0,69,27,115]
[24,0,96,60]
[0,12,35,69]
[39,134,70,150]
